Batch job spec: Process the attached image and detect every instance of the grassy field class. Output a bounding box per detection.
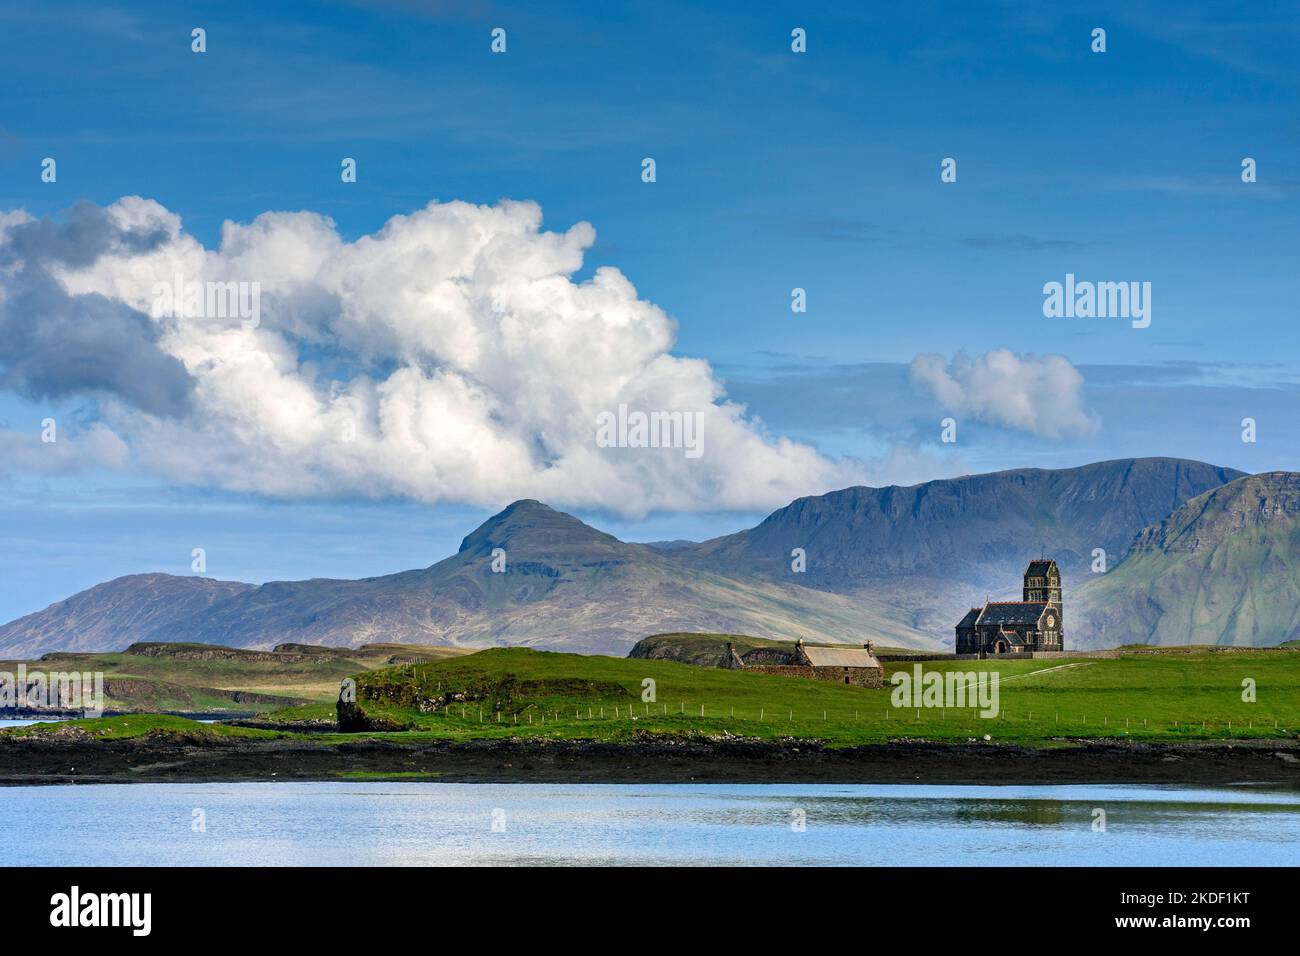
[10,644,1299,747]
[0,642,471,713]
[299,645,1300,745]
[4,713,282,740]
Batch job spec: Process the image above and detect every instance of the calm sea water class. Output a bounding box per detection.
[2,782,1298,866]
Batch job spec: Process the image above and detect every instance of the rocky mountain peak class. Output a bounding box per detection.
[456,499,624,558]
[1135,472,1300,554]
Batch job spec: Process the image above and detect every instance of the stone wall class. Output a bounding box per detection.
[879,649,1122,662]
[881,646,1300,665]
[744,664,885,689]
[1020,649,1121,659]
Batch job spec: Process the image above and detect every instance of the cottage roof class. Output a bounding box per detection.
[976,602,1048,627]
[800,645,882,668]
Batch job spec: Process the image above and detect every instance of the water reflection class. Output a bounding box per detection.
[1,782,1297,867]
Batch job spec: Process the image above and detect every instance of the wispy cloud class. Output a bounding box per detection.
[958,234,1088,252]
[1115,174,1300,199]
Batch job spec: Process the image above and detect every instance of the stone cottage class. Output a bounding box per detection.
[724,638,885,688]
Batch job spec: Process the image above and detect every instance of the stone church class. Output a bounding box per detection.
[955,559,1064,655]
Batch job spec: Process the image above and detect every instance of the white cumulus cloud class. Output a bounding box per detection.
[1,196,868,515]
[909,349,1098,438]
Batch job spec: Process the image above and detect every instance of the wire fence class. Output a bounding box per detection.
[424,699,1293,738]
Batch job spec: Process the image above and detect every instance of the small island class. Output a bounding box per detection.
[3,634,1298,786]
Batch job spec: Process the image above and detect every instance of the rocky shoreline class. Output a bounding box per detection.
[2,734,1300,786]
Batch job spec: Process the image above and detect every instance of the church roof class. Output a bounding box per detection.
[977,602,1048,627]
[955,608,981,628]
[1025,559,1057,577]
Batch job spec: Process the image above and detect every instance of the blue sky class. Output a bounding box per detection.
[0,1,1298,622]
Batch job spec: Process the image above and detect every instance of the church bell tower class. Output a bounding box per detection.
[1023,558,1063,649]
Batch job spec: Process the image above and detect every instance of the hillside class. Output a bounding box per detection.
[0,639,467,712]
[629,632,807,667]
[681,457,1240,586]
[1072,472,1300,647]
[678,457,1242,635]
[168,501,952,653]
[0,459,1250,656]
[0,640,471,714]
[0,501,943,657]
[0,574,255,657]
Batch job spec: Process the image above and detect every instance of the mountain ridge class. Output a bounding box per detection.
[0,457,1264,657]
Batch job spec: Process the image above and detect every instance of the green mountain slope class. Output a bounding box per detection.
[1073,472,1300,647]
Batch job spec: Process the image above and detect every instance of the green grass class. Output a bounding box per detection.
[336,646,1300,746]
[5,713,283,740]
[1071,480,1300,648]
[12,645,1299,748]
[258,701,339,723]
